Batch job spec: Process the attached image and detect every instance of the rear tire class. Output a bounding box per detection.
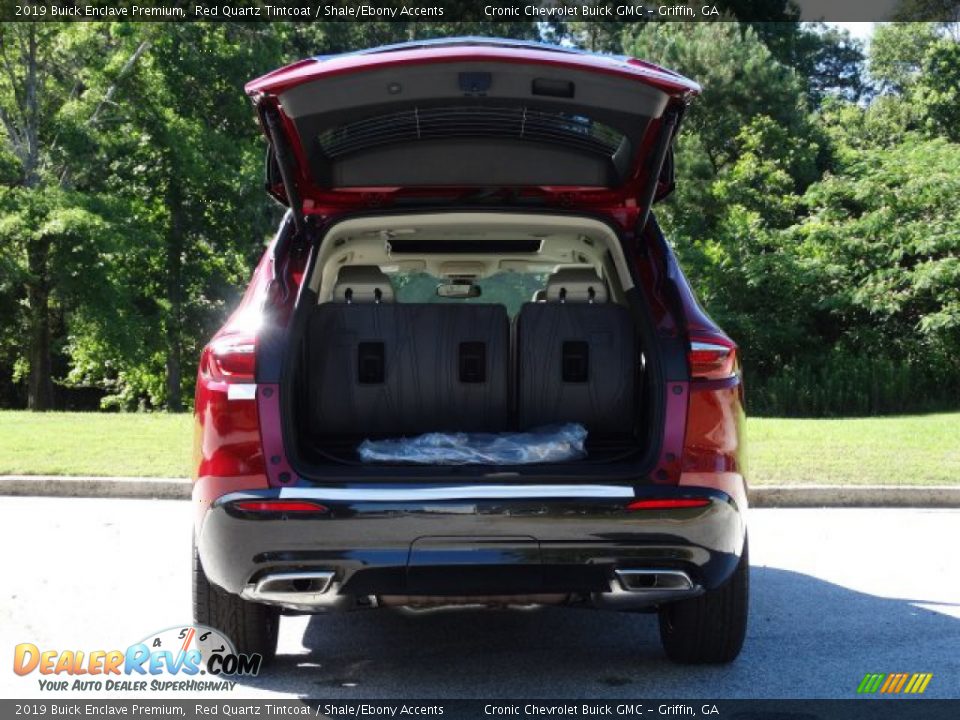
[192,540,279,664]
[657,537,749,664]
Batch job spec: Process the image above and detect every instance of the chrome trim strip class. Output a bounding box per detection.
[226,383,257,400]
[689,341,731,354]
[689,341,737,380]
[275,485,634,502]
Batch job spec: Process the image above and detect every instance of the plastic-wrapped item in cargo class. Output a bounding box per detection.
[358,423,588,465]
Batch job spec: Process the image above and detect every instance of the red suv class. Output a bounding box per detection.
[192,38,748,665]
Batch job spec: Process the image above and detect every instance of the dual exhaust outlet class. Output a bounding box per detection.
[242,568,699,610]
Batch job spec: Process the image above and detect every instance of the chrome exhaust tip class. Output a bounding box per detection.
[615,569,694,592]
[241,571,335,609]
[592,569,701,610]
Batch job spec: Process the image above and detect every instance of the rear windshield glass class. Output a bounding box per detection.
[389,271,547,318]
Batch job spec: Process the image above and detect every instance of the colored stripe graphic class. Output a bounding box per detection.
[879,674,897,693]
[858,672,932,694]
[181,627,196,653]
[858,674,886,693]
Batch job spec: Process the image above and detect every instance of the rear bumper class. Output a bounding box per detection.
[195,484,746,612]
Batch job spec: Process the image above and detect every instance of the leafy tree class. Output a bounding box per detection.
[674,116,821,377]
[0,23,149,409]
[625,23,811,173]
[622,23,823,257]
[818,94,920,157]
[799,25,866,102]
[893,0,960,40]
[795,136,960,361]
[755,22,865,102]
[89,24,286,410]
[868,22,940,93]
[914,39,960,140]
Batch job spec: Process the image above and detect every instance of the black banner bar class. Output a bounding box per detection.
[2,0,956,23]
[3,700,960,720]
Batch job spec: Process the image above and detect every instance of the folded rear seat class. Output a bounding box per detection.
[306,266,510,438]
[515,268,637,436]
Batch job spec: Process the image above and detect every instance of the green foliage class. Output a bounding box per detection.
[622,22,960,416]
[750,352,958,417]
[765,23,866,102]
[915,39,960,140]
[739,125,960,416]
[868,22,940,93]
[795,136,960,352]
[625,23,810,173]
[800,25,866,102]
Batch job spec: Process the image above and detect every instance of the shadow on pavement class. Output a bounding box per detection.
[232,566,960,699]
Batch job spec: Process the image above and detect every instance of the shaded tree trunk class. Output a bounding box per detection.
[13,25,52,410]
[26,234,53,410]
[165,182,185,412]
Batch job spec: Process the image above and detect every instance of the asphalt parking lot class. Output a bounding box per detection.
[1,497,958,700]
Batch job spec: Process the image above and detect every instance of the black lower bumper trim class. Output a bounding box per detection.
[197,485,745,610]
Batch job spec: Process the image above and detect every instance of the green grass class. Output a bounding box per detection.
[747,413,960,485]
[0,411,193,478]
[0,410,958,485]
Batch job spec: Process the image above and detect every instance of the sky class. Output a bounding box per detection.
[826,22,878,42]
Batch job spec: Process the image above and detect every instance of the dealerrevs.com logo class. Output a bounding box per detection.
[13,625,261,692]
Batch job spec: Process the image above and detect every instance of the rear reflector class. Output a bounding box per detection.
[233,500,329,513]
[688,340,737,381]
[627,498,710,511]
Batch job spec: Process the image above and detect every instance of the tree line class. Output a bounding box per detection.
[0,18,958,416]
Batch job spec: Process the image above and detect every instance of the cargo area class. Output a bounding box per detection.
[281,213,664,477]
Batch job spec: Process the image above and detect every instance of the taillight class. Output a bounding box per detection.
[204,337,255,382]
[233,500,328,514]
[627,498,711,511]
[688,339,737,381]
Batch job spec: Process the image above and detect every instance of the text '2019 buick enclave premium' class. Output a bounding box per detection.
[192,38,749,665]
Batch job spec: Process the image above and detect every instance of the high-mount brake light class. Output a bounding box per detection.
[627,498,711,511]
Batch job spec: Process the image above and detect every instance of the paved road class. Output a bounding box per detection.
[1,498,958,700]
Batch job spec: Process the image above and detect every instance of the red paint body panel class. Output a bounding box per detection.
[655,381,689,484]
[257,383,296,489]
[683,382,747,495]
[245,45,700,98]
[192,236,281,527]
